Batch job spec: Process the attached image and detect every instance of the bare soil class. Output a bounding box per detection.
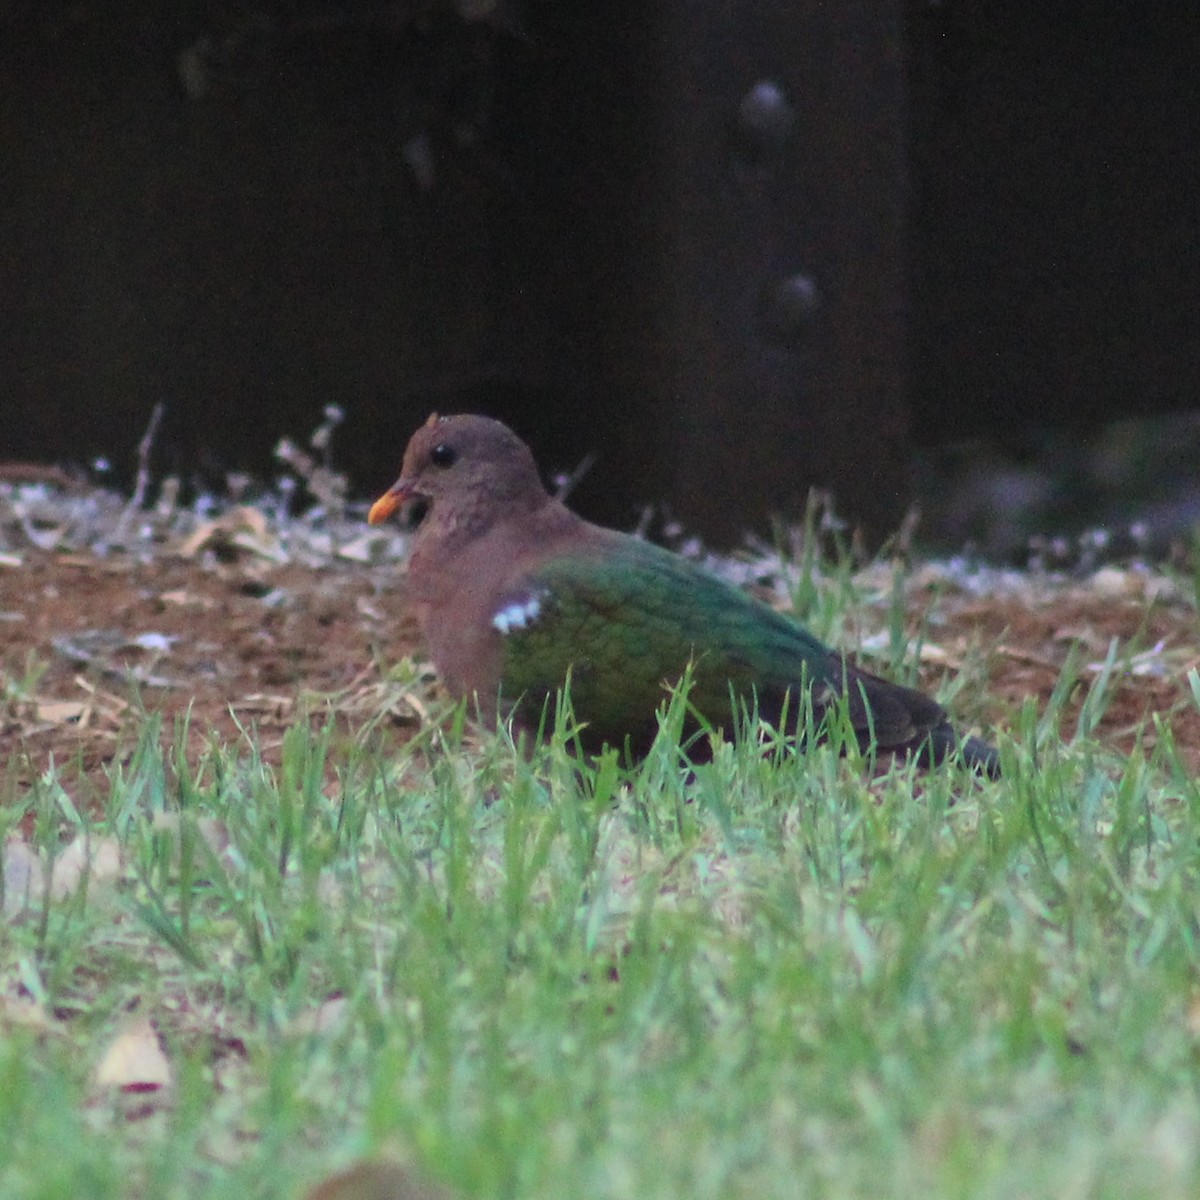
[0,547,423,801]
[2,528,1197,810]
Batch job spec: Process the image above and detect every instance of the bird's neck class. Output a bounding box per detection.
[410,491,582,580]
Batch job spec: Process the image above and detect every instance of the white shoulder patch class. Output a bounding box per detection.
[492,591,546,635]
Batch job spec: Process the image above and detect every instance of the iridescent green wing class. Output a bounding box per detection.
[492,537,836,742]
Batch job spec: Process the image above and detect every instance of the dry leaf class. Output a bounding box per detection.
[72,675,132,719]
[231,693,293,715]
[178,505,274,559]
[230,529,288,562]
[337,533,392,564]
[3,840,44,915]
[34,699,89,725]
[305,1160,452,1200]
[94,1017,172,1091]
[1090,566,1137,598]
[20,522,64,551]
[287,997,349,1038]
[997,644,1061,672]
[1186,994,1200,1039]
[150,813,231,861]
[914,643,961,667]
[159,587,213,608]
[49,836,122,899]
[1052,625,1106,650]
[0,993,57,1035]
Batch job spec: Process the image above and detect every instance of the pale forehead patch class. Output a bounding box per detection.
[492,592,546,635]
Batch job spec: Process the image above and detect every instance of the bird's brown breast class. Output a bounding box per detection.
[404,499,589,710]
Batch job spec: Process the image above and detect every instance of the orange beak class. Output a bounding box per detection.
[367,482,412,525]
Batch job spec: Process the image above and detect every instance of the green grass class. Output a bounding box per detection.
[3,608,1200,1198]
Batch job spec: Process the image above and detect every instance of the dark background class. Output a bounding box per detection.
[2,1,1197,547]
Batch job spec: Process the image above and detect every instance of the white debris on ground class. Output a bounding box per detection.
[0,425,410,572]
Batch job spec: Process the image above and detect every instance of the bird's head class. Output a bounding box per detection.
[368,413,547,531]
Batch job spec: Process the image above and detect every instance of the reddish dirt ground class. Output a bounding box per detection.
[0,548,424,795]
[954,587,1199,766]
[1,543,1197,802]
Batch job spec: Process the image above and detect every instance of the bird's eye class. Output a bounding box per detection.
[430,443,457,468]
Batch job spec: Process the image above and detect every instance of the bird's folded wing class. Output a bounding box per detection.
[492,539,842,739]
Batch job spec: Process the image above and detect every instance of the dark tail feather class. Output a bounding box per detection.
[960,734,1001,777]
[922,722,1001,777]
[837,659,1001,777]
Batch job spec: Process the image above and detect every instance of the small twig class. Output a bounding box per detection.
[309,404,345,469]
[633,503,655,540]
[114,403,165,542]
[129,403,165,510]
[553,452,596,502]
[997,644,1062,672]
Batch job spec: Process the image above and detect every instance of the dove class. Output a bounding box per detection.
[369,414,999,774]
